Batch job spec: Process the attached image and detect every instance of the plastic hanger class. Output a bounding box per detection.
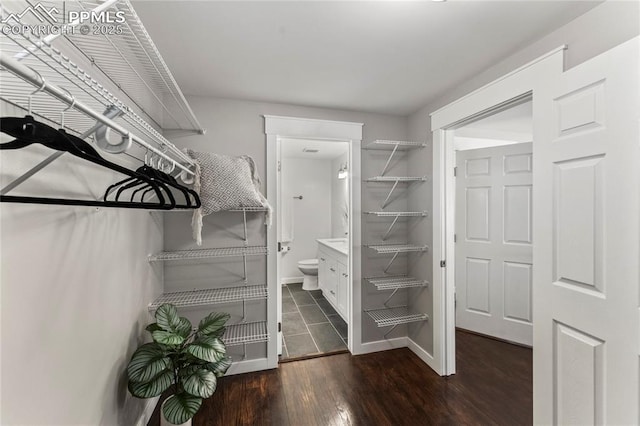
[0,115,172,210]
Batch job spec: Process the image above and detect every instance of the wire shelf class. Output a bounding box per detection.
[149,246,268,262]
[229,207,270,212]
[365,176,427,182]
[365,306,428,327]
[0,0,201,180]
[365,211,428,217]
[223,321,269,346]
[367,244,428,254]
[148,285,268,310]
[366,276,428,291]
[1,0,204,134]
[364,140,427,150]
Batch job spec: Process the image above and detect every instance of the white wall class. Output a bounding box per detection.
[280,157,332,281]
[406,0,640,358]
[331,151,349,238]
[0,103,163,425]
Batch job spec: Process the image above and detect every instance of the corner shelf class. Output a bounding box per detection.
[224,321,269,346]
[367,244,428,274]
[367,244,428,254]
[149,246,268,262]
[365,211,428,240]
[148,285,268,311]
[364,140,427,150]
[365,306,428,337]
[366,276,428,291]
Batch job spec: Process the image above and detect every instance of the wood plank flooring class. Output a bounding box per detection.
[150,330,532,425]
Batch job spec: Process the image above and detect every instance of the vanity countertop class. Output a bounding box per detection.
[317,238,348,256]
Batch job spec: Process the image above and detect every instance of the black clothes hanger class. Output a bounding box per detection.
[105,164,200,209]
[0,116,174,210]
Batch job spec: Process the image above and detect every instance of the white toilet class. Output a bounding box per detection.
[297,259,319,290]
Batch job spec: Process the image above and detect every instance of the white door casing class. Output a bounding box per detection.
[264,115,364,366]
[455,142,533,346]
[533,37,639,424]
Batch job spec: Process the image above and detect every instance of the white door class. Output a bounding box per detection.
[534,37,639,424]
[455,142,533,346]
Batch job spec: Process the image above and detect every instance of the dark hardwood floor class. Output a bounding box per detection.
[150,330,532,425]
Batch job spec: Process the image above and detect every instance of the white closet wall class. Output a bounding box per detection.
[0,99,163,424]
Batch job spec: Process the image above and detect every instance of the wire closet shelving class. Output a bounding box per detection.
[362,139,429,336]
[0,0,204,194]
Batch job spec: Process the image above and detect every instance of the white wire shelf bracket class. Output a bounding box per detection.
[148,285,268,311]
[363,140,426,177]
[365,306,428,338]
[223,321,269,346]
[366,276,428,291]
[365,211,429,240]
[364,140,427,150]
[364,177,427,210]
[229,207,269,245]
[149,246,269,262]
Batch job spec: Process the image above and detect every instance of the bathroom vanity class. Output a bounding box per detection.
[317,238,348,322]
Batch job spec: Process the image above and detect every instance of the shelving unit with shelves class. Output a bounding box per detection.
[150,208,270,362]
[362,139,429,336]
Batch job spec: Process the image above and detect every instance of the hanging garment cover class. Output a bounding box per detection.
[184,149,272,245]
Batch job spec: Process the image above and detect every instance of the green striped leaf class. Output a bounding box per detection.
[152,330,185,346]
[175,317,192,338]
[162,392,202,425]
[204,356,233,378]
[128,369,173,398]
[127,343,171,383]
[155,304,180,332]
[197,312,230,337]
[186,336,226,362]
[181,368,217,398]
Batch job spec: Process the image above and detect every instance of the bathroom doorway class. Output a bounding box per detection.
[277,138,351,360]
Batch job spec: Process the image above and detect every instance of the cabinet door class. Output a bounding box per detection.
[318,249,328,291]
[337,262,348,321]
[325,258,338,307]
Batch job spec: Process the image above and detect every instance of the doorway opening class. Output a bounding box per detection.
[453,99,534,348]
[278,137,351,360]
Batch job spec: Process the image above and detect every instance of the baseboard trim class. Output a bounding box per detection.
[407,338,439,374]
[226,357,272,376]
[281,276,304,285]
[136,395,160,426]
[355,337,408,355]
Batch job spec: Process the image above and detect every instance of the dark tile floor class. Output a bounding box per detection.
[281,283,348,360]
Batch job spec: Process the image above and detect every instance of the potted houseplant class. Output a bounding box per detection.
[126,304,232,425]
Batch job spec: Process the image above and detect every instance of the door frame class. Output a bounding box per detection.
[264,115,364,368]
[430,46,566,375]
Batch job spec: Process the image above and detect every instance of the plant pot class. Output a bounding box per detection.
[160,399,192,426]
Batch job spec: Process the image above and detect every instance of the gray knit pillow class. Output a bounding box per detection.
[184,150,271,244]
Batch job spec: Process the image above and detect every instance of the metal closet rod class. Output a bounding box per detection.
[0,52,195,177]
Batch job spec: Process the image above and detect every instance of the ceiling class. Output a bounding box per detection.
[281,138,349,160]
[133,1,601,116]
